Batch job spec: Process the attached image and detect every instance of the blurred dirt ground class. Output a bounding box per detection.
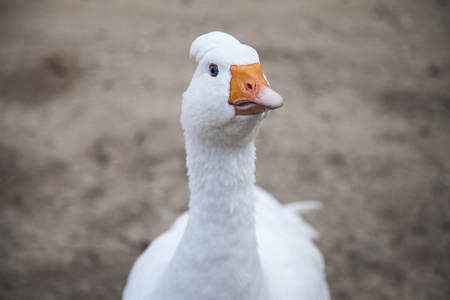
[0,0,449,299]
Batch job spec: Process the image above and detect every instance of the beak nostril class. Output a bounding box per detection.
[245,82,254,92]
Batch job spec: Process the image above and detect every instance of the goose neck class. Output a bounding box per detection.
[185,136,256,213]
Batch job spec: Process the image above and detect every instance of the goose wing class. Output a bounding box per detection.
[122,213,188,300]
[254,186,331,300]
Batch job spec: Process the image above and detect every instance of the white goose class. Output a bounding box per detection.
[123,31,330,300]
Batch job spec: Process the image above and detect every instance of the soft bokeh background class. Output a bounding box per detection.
[0,0,449,299]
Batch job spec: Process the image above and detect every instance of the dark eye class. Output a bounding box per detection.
[209,64,219,77]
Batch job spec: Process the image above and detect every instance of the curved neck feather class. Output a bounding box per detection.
[156,133,269,300]
[186,136,256,213]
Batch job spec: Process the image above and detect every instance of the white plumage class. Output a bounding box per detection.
[123,31,330,300]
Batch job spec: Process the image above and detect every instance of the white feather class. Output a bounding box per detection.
[123,32,330,300]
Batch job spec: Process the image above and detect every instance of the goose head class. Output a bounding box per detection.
[181,32,283,147]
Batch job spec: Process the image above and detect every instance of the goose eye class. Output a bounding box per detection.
[209,64,219,77]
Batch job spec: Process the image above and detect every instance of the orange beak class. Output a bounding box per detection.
[229,63,283,115]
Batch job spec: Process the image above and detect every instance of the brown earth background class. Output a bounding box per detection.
[0,0,449,299]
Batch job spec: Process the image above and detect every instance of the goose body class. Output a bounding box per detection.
[123,32,330,300]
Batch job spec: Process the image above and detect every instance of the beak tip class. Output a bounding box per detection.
[258,86,284,110]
